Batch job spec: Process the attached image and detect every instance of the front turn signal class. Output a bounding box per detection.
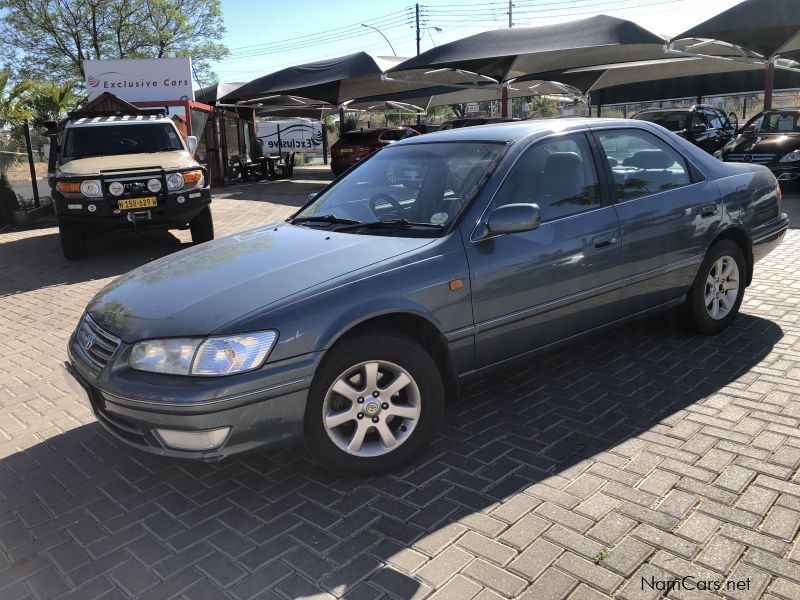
[182,170,203,185]
[56,182,81,193]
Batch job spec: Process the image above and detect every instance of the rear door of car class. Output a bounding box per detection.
[591,125,722,314]
[464,130,624,368]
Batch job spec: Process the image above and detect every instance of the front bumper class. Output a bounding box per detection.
[53,186,211,231]
[66,334,317,460]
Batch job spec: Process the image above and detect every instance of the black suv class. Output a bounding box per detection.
[632,105,737,155]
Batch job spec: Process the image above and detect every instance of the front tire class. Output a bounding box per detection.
[190,206,214,244]
[304,334,445,476]
[686,239,745,335]
[58,223,88,259]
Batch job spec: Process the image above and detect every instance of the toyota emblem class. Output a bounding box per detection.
[743,154,753,162]
[84,333,96,351]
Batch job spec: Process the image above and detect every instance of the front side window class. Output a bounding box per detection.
[295,141,505,234]
[62,123,184,162]
[492,133,601,222]
[596,129,692,201]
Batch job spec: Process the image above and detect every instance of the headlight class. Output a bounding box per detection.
[713,150,723,161]
[129,331,277,376]
[80,180,103,198]
[166,172,185,191]
[779,151,800,163]
[147,178,162,193]
[108,182,124,196]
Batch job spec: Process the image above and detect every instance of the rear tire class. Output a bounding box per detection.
[686,239,746,335]
[190,206,214,244]
[304,333,445,476]
[58,223,88,259]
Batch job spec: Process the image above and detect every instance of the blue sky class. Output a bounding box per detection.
[210,0,742,82]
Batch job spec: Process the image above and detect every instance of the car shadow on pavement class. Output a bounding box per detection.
[0,228,191,297]
[0,312,783,599]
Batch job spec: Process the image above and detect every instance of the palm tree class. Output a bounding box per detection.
[529,96,559,119]
[0,70,34,221]
[28,80,79,127]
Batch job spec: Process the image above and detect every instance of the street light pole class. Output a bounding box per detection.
[416,4,421,56]
[361,23,396,56]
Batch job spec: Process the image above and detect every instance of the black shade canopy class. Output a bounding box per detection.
[222,52,418,105]
[673,0,800,60]
[387,15,668,84]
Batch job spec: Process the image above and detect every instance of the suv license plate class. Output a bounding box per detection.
[118,196,157,210]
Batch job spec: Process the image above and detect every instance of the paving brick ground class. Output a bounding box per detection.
[1,169,800,600]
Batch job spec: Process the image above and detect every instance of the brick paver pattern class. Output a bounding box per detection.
[1,177,800,600]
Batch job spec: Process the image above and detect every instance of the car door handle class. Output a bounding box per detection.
[700,204,718,218]
[592,232,617,248]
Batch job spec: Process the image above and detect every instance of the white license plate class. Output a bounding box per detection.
[60,363,91,407]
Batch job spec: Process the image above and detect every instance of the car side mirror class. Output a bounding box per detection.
[690,124,707,136]
[486,203,541,236]
[186,136,198,155]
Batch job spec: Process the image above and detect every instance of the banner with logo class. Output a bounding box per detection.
[84,58,194,102]
[256,120,324,156]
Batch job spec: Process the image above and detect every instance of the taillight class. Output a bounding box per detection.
[776,181,783,203]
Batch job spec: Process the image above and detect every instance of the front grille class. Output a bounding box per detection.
[726,153,775,164]
[75,314,121,369]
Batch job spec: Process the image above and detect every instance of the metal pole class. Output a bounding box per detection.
[508,0,513,27]
[361,24,396,56]
[416,4,421,55]
[339,106,346,133]
[764,61,775,110]
[321,118,328,165]
[501,85,508,118]
[23,121,39,208]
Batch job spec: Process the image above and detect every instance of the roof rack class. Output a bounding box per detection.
[68,106,167,120]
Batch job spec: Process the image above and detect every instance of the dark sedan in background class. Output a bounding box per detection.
[632,104,736,155]
[63,118,788,475]
[720,108,800,187]
[330,126,418,176]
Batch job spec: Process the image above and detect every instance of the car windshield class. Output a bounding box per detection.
[634,111,690,131]
[742,111,800,134]
[295,141,505,235]
[62,123,184,161]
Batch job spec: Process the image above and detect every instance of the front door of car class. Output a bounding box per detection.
[464,132,624,369]
[689,109,717,153]
[593,127,723,313]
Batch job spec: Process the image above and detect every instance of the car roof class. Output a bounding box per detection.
[65,114,173,128]
[397,117,630,144]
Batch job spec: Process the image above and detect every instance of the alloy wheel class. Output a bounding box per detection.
[704,255,740,320]
[322,360,421,457]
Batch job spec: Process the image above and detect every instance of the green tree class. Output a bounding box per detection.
[529,96,559,119]
[0,0,228,85]
[0,70,34,218]
[27,81,80,127]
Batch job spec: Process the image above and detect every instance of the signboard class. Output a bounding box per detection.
[466,102,480,114]
[83,58,194,102]
[256,119,324,156]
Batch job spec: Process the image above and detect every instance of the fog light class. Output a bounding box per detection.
[155,426,230,451]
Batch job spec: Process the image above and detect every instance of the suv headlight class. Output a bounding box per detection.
[166,172,185,191]
[130,331,277,376]
[80,180,103,198]
[779,151,800,163]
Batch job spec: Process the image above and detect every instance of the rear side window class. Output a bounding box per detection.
[493,133,601,222]
[595,129,692,201]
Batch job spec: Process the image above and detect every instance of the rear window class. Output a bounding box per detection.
[338,131,376,143]
[634,111,691,132]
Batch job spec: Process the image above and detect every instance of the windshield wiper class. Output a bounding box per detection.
[291,214,363,226]
[335,218,445,231]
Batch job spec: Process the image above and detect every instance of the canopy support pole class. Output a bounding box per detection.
[501,84,509,118]
[764,60,775,110]
[339,106,346,133]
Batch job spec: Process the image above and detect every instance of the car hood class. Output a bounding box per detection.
[725,133,800,155]
[58,150,196,176]
[86,223,434,342]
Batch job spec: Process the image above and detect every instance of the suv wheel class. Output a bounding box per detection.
[58,223,88,259]
[304,334,445,476]
[190,206,214,244]
[686,239,745,334]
